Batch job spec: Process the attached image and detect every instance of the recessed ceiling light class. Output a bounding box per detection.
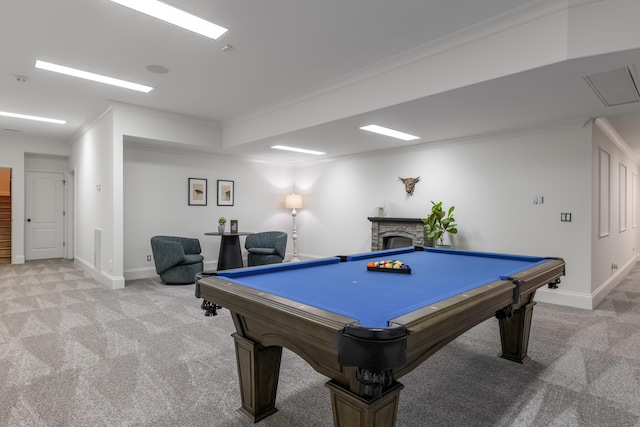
[109,0,228,40]
[359,124,420,141]
[0,111,66,124]
[271,145,326,155]
[145,64,169,74]
[35,60,153,93]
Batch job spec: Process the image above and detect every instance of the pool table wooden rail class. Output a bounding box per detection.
[392,279,515,378]
[198,275,359,383]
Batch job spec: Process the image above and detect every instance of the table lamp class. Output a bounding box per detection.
[285,193,303,262]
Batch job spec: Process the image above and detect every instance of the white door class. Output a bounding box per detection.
[26,171,64,260]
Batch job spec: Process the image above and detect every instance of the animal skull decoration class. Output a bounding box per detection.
[399,176,420,195]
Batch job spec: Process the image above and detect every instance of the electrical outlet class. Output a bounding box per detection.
[147,255,152,261]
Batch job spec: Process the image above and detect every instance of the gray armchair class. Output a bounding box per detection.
[245,231,287,266]
[150,236,204,284]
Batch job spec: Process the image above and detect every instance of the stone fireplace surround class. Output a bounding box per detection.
[368,217,425,251]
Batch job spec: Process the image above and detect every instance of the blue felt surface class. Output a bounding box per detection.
[217,248,547,328]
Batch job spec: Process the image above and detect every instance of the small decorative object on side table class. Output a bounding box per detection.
[218,216,226,234]
[230,219,238,233]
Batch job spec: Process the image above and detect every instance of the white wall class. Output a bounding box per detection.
[88,103,293,280]
[25,153,68,172]
[0,134,70,264]
[69,103,229,288]
[123,146,293,279]
[590,119,640,307]
[294,121,597,308]
[69,110,121,287]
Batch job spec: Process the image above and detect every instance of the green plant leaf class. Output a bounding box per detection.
[424,201,458,240]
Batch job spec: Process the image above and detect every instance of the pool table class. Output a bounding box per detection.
[196,246,565,426]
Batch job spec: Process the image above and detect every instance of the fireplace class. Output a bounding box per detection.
[368,217,425,251]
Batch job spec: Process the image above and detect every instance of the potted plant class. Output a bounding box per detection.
[218,217,227,234]
[422,201,458,247]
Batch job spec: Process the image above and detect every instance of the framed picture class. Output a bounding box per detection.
[188,178,207,206]
[230,219,238,233]
[217,180,234,206]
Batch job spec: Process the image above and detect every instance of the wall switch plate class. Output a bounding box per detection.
[147,255,152,261]
[561,213,572,222]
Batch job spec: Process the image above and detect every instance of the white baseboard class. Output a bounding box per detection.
[536,256,638,310]
[591,255,637,309]
[124,266,156,281]
[285,252,325,262]
[75,256,125,289]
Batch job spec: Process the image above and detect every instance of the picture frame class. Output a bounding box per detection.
[230,219,238,233]
[188,178,207,206]
[217,180,234,206]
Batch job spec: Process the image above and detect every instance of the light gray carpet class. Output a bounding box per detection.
[1,259,639,426]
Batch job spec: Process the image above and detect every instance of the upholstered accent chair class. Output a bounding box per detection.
[244,231,288,267]
[150,236,204,284]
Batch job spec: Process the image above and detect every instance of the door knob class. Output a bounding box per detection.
[27,218,31,222]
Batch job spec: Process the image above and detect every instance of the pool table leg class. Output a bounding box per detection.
[498,293,537,364]
[232,333,283,422]
[326,380,404,427]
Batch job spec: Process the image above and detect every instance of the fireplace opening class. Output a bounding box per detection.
[383,236,412,250]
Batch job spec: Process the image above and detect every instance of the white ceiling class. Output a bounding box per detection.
[3,0,640,163]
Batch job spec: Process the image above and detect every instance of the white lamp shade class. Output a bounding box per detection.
[285,193,303,209]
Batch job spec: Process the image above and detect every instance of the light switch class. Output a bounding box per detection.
[561,213,572,222]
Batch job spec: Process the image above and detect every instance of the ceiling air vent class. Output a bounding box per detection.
[584,66,640,107]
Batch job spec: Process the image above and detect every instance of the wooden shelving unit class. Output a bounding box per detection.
[0,195,11,264]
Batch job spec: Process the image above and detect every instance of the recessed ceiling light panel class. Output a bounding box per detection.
[271,145,326,155]
[35,60,153,93]
[359,124,420,141]
[0,111,66,124]
[109,0,228,40]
